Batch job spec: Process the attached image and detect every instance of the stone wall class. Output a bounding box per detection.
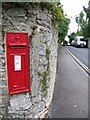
[0,3,58,118]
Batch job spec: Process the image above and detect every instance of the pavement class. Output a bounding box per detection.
[49,46,88,118]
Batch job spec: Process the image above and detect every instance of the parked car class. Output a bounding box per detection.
[74,36,86,47]
[71,40,75,46]
[62,40,68,46]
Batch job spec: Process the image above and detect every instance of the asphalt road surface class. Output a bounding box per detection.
[49,47,88,118]
[66,46,89,68]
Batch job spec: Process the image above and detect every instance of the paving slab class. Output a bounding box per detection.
[50,47,88,118]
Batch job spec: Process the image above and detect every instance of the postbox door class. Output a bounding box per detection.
[6,32,30,94]
[9,53,27,91]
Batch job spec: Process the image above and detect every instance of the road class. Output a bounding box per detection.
[66,46,89,68]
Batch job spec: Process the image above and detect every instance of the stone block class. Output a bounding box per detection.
[41,33,52,43]
[0,114,3,118]
[32,95,41,104]
[1,71,6,78]
[6,8,26,17]
[39,56,48,66]
[0,80,7,86]
[0,69,5,72]
[32,34,41,47]
[31,74,39,96]
[28,9,37,16]
[37,19,47,27]
[38,76,43,81]
[16,23,33,35]
[47,16,51,24]
[0,45,3,54]
[32,101,45,114]
[8,93,32,113]
[28,17,36,23]
[37,12,47,21]
[39,44,46,56]
[38,66,47,74]
[0,86,7,95]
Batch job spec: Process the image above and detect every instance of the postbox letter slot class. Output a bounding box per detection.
[8,43,27,47]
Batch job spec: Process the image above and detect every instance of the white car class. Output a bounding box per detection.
[74,36,86,47]
[71,40,75,46]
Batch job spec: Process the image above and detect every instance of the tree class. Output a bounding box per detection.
[83,1,90,20]
[75,11,88,37]
[58,16,70,43]
[75,16,80,31]
[83,0,90,37]
[68,32,77,43]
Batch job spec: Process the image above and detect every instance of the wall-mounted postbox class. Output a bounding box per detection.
[6,32,30,95]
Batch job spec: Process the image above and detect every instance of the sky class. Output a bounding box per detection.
[60,0,89,35]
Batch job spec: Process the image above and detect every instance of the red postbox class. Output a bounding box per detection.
[6,32,30,95]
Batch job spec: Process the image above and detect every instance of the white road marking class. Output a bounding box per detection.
[66,48,89,77]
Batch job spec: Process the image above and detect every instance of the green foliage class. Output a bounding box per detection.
[84,1,90,38]
[58,16,70,43]
[39,68,50,96]
[46,48,51,55]
[40,79,48,96]
[75,11,88,36]
[46,48,51,60]
[41,2,70,43]
[83,1,90,20]
[75,1,90,38]
[68,32,77,43]
[39,2,65,26]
